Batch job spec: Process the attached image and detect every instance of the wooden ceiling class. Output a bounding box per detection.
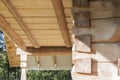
[0,0,72,49]
[0,0,72,68]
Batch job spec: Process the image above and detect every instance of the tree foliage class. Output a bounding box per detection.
[27,70,71,80]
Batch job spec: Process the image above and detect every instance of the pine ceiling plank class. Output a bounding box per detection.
[0,15,26,50]
[20,35,63,40]
[1,8,71,17]
[2,0,40,48]
[11,0,53,9]
[5,17,72,24]
[0,9,13,17]
[25,42,65,47]
[11,23,72,30]
[15,30,72,35]
[52,0,72,47]
[9,0,71,9]
[17,9,70,17]
[24,39,65,43]
[24,37,72,46]
[0,1,7,9]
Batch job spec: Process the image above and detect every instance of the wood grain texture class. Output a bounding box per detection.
[2,0,40,48]
[74,11,90,27]
[73,0,89,7]
[73,43,120,62]
[52,0,72,47]
[25,47,72,56]
[0,15,26,50]
[4,35,20,67]
[90,0,120,19]
[118,59,120,75]
[72,64,119,80]
[10,0,72,9]
[75,58,91,74]
[73,35,91,52]
[73,19,120,42]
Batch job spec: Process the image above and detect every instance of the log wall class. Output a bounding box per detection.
[71,0,120,80]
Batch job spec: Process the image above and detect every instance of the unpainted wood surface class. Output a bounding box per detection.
[73,35,91,52]
[75,58,91,74]
[4,35,20,67]
[73,19,120,42]
[0,0,72,47]
[73,43,120,62]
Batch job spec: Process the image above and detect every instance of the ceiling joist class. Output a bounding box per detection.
[0,15,26,50]
[1,0,40,48]
[52,0,72,47]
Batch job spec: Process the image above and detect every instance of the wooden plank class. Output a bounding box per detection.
[15,30,72,35]
[73,35,91,52]
[10,23,72,30]
[9,0,72,9]
[25,47,72,56]
[52,0,72,47]
[75,58,91,74]
[0,9,13,17]
[5,17,72,24]
[90,0,120,19]
[74,11,90,27]
[71,72,118,80]
[92,62,118,73]
[118,59,120,75]
[72,43,120,62]
[72,64,119,80]
[25,42,65,47]
[73,0,89,7]
[4,35,20,67]
[0,15,26,50]
[0,8,71,17]
[72,1,120,19]
[19,35,63,40]
[73,19,120,42]
[2,0,40,48]
[0,1,7,9]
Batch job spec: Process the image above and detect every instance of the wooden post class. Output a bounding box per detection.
[20,54,27,80]
[21,68,27,80]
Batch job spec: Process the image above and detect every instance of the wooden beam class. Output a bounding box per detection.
[0,15,26,50]
[52,0,72,47]
[25,47,72,56]
[118,59,120,75]
[1,0,40,48]
[4,35,20,67]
